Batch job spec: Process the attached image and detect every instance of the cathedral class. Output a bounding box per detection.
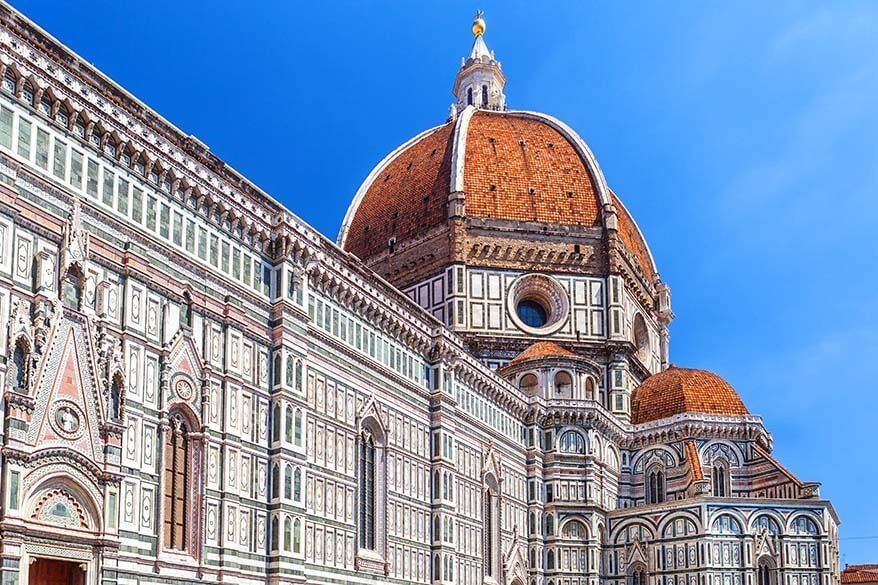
[0,4,840,585]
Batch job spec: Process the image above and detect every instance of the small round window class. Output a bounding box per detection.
[516,300,548,328]
[506,273,570,335]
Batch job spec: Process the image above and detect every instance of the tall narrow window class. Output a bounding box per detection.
[359,430,376,549]
[294,409,303,446]
[35,128,49,170]
[0,106,12,149]
[293,467,302,501]
[270,515,279,552]
[284,516,292,551]
[272,403,281,443]
[482,85,489,107]
[483,474,500,577]
[284,464,292,500]
[271,463,280,499]
[285,406,294,443]
[17,118,32,159]
[285,357,294,387]
[293,518,302,553]
[163,414,189,550]
[646,465,666,504]
[467,87,474,106]
[484,489,493,575]
[713,462,729,497]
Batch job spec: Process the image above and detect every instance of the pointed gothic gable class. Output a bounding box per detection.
[165,331,205,410]
[483,441,502,481]
[754,529,777,559]
[503,528,528,585]
[628,537,648,566]
[28,315,104,462]
[167,330,205,379]
[357,397,388,440]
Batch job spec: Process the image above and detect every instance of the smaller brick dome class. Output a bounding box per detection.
[631,366,748,425]
[508,341,574,364]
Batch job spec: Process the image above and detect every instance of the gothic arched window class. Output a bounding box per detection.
[358,429,377,550]
[284,515,292,551]
[712,461,730,497]
[293,518,302,553]
[284,405,293,443]
[285,356,294,387]
[646,465,666,504]
[483,473,501,577]
[481,85,489,107]
[271,463,280,499]
[270,515,279,552]
[467,87,474,106]
[293,467,302,501]
[295,360,303,390]
[163,414,190,550]
[294,409,303,446]
[272,403,281,443]
[284,464,292,500]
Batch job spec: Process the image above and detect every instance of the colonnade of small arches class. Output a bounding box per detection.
[516,369,600,402]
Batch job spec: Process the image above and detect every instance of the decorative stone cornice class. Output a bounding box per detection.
[627,413,771,451]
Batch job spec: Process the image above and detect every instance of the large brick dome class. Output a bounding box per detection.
[338,108,658,283]
[631,366,749,425]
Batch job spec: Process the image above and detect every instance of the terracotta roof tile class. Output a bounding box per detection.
[631,366,748,425]
[508,341,574,364]
[464,111,602,226]
[842,568,878,584]
[611,190,657,283]
[684,440,704,481]
[345,122,455,259]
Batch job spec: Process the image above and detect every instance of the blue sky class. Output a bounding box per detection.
[15,0,877,562]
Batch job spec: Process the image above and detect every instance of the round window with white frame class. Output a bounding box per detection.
[507,274,570,335]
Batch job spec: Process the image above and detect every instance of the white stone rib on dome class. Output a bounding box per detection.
[337,122,451,248]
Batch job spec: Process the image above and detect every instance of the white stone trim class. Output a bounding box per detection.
[450,105,476,193]
[612,193,661,280]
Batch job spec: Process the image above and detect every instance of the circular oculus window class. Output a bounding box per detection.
[507,274,569,335]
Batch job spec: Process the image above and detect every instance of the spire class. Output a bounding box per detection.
[452,11,506,113]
